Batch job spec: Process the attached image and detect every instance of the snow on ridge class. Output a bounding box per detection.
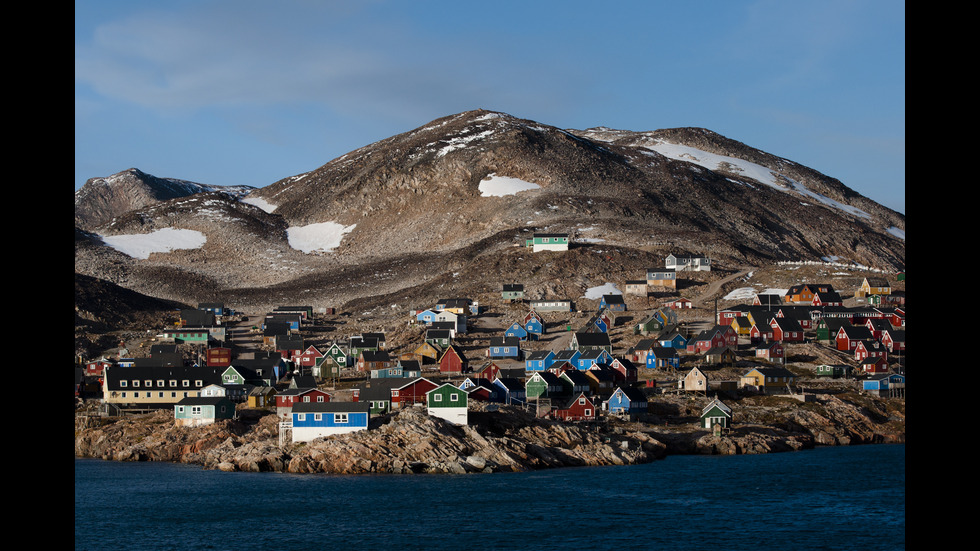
[286,222,356,254]
[887,227,905,240]
[242,196,277,213]
[641,141,871,219]
[99,228,207,259]
[479,174,541,197]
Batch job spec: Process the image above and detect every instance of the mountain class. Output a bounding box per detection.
[74,109,905,314]
[74,168,256,229]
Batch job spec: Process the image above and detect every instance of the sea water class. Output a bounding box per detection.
[75,443,905,551]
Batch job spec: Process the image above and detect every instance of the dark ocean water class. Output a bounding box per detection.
[75,443,905,551]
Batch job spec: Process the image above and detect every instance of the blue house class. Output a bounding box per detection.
[525,317,545,337]
[647,347,680,370]
[658,329,688,349]
[576,349,612,370]
[862,373,906,397]
[291,402,371,442]
[493,377,527,405]
[599,294,627,312]
[525,350,555,372]
[606,386,648,418]
[488,337,521,359]
[415,309,439,324]
[552,349,581,367]
[505,322,530,341]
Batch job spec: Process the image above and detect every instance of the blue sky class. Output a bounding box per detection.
[75,0,905,213]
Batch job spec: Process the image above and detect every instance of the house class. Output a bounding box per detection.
[525,350,555,372]
[701,399,732,430]
[102,365,225,411]
[438,344,469,375]
[322,342,350,369]
[426,383,468,425]
[83,358,113,377]
[576,348,613,370]
[389,377,440,408]
[815,364,849,379]
[679,367,710,393]
[769,317,805,343]
[524,316,545,337]
[502,283,525,302]
[702,346,736,367]
[505,322,530,341]
[206,347,232,368]
[811,290,844,307]
[425,329,453,350]
[415,308,440,325]
[525,232,569,252]
[625,280,650,296]
[553,393,598,422]
[836,325,874,351]
[161,327,210,344]
[859,356,890,375]
[599,294,627,312]
[492,377,527,405]
[460,379,500,402]
[740,367,797,393]
[291,402,370,442]
[529,299,573,312]
[667,298,693,309]
[487,337,521,359]
[753,294,782,307]
[356,350,394,373]
[396,360,423,379]
[862,373,905,397]
[647,347,680,371]
[785,283,836,305]
[570,332,612,354]
[174,396,235,427]
[525,372,564,400]
[858,277,892,297]
[646,268,678,288]
[348,335,381,359]
[657,327,688,349]
[665,254,711,272]
[854,340,888,362]
[275,388,332,418]
[609,357,638,383]
[880,329,906,354]
[606,386,648,418]
[755,341,785,364]
[584,367,617,396]
[558,370,592,396]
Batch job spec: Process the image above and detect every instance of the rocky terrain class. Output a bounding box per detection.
[74,386,904,475]
[74,109,905,320]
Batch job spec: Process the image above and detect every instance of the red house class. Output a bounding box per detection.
[860,356,889,374]
[756,341,784,364]
[769,317,804,343]
[750,323,774,345]
[391,377,439,407]
[439,345,468,375]
[880,329,906,353]
[553,393,597,422]
[854,340,888,362]
[296,345,324,369]
[206,347,232,368]
[83,359,112,377]
[836,325,874,351]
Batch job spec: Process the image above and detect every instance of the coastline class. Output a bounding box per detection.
[74,390,905,475]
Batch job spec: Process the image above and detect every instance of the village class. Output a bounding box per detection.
[75,235,906,450]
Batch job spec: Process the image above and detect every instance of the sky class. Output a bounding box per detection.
[75,0,905,214]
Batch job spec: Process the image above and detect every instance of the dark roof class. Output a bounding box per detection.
[292,402,371,414]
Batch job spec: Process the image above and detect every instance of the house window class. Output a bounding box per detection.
[134,392,140,398]
[195,380,203,387]
[158,392,164,398]
[314,413,323,421]
[434,394,442,402]
[297,413,306,421]
[183,380,190,387]
[335,413,349,424]
[145,380,152,387]
[171,392,177,398]
[170,380,177,387]
[132,380,139,387]
[585,409,592,416]
[317,396,325,402]
[120,392,127,398]
[120,381,127,388]
[450,394,459,402]
[157,380,164,387]
[191,406,202,416]
[303,396,310,402]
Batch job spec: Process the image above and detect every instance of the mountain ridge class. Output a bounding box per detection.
[74,109,905,315]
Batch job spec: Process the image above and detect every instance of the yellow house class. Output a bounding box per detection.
[740,367,796,391]
[857,277,891,297]
[729,316,753,335]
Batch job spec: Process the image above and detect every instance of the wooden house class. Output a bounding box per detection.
[700,399,732,430]
[646,268,678,288]
[438,344,469,375]
[880,329,906,353]
[425,329,453,350]
[426,383,468,425]
[529,299,573,312]
[862,373,905,397]
[740,367,797,393]
[460,379,500,402]
[667,298,693,309]
[83,358,113,377]
[551,349,582,368]
[599,294,627,312]
[858,277,892,297]
[525,350,555,372]
[625,280,650,296]
[174,396,235,427]
[291,402,370,442]
[702,346,736,367]
[860,356,890,375]
[487,337,521,359]
[647,347,680,371]
[356,350,394,373]
[576,348,612,370]
[679,367,710,393]
[606,386,648,418]
[755,341,785,364]
[836,325,874,351]
[525,372,563,400]
[493,377,527,405]
[785,283,836,305]
[553,393,597,422]
[505,322,530,341]
[275,388,331,418]
[815,364,849,379]
[205,347,232,368]
[769,317,805,343]
[502,283,525,302]
[570,332,612,354]
[584,367,617,396]
[854,340,888,362]
[525,316,545,337]
[657,327,688,349]
[390,377,439,408]
[525,232,570,252]
[558,370,592,396]
[665,254,711,272]
[609,358,638,383]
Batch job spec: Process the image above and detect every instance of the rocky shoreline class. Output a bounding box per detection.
[74,391,905,475]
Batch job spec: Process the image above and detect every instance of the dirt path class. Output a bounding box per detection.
[691,266,756,308]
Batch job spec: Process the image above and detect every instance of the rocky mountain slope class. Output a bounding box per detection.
[74,109,905,315]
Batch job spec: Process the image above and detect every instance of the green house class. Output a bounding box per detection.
[174,396,235,427]
[700,399,732,429]
[525,372,562,400]
[525,233,569,252]
[502,283,525,302]
[426,383,468,425]
[162,328,209,344]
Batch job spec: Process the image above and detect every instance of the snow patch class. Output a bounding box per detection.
[242,196,277,213]
[100,228,206,259]
[583,282,621,300]
[887,226,905,240]
[479,174,541,197]
[287,222,356,253]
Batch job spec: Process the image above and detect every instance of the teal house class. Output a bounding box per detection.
[174,396,235,427]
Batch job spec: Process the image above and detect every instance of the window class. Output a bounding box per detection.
[334,413,349,424]
[303,396,310,402]
[133,380,140,387]
[297,413,306,421]
[450,394,459,402]
[134,392,140,398]
[317,396,325,402]
[177,406,184,413]
[158,392,164,398]
[121,392,127,398]
[169,380,177,387]
[191,406,202,416]
[433,394,442,402]
[183,380,190,387]
[144,380,152,387]
[195,380,202,387]
[314,413,323,421]
[157,380,164,387]
[120,381,127,388]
